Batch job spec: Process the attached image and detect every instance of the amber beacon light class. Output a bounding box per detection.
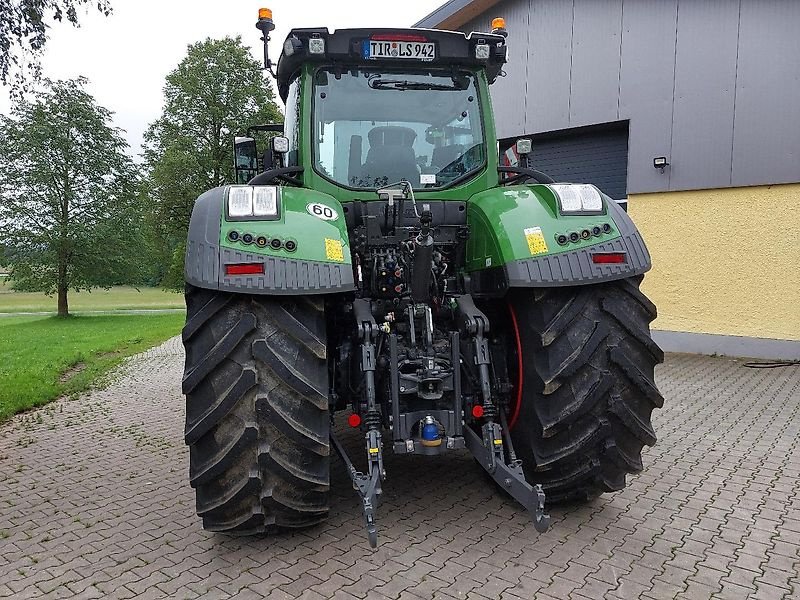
[491,17,507,37]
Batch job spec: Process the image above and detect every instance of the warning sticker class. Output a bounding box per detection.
[524,227,549,256]
[325,238,344,262]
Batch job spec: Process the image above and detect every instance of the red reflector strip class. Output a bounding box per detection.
[225,263,265,276]
[371,33,429,42]
[591,252,627,264]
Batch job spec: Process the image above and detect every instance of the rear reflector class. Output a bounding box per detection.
[225,263,265,276]
[591,252,627,264]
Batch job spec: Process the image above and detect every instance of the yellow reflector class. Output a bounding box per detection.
[258,8,273,20]
[492,17,506,29]
[369,448,379,454]
[493,439,503,445]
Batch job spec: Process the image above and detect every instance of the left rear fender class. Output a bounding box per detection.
[185,186,355,294]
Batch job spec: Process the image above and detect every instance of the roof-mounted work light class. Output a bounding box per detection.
[308,35,326,55]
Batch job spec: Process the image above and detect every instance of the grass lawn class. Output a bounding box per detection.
[0,281,183,313]
[0,313,185,421]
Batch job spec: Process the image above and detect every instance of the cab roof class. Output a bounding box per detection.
[275,27,507,102]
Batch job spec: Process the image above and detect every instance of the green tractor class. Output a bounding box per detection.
[182,9,664,547]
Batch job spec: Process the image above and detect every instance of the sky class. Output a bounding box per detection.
[0,0,440,158]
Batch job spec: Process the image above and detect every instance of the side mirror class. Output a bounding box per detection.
[234,136,259,184]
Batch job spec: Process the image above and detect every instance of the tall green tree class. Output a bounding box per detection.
[144,36,282,287]
[0,0,112,94]
[0,77,141,316]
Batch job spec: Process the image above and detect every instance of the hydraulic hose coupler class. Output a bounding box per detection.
[411,231,434,303]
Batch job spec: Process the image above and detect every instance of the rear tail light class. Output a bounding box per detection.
[225,263,265,276]
[591,252,627,264]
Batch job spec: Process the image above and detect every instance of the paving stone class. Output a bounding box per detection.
[1,342,799,600]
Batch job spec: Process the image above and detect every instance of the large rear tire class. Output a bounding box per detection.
[182,284,330,533]
[506,276,664,503]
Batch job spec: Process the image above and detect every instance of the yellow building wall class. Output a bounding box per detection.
[628,183,800,341]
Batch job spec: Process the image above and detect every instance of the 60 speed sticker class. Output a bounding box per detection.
[307,202,338,221]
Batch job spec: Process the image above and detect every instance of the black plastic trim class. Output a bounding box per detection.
[276,27,507,101]
[220,249,355,295]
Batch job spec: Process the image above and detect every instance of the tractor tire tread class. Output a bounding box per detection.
[183,284,329,534]
[509,276,663,503]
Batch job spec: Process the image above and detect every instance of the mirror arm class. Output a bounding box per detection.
[257,14,277,78]
[249,166,304,187]
[498,166,555,185]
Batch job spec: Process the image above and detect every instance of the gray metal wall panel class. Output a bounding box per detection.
[731,0,800,187]
[526,125,629,199]
[526,0,574,131]
[448,0,800,192]
[619,0,678,194]
[669,0,741,190]
[461,1,529,138]
[568,0,623,127]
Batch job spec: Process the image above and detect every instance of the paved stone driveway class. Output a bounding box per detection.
[1,338,799,600]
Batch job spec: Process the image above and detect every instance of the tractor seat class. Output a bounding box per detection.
[360,126,420,187]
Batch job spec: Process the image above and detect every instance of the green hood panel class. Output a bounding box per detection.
[465,184,621,271]
[220,187,351,265]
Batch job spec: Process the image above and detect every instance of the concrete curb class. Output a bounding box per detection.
[654,329,800,361]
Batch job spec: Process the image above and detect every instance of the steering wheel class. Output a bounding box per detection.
[248,166,304,187]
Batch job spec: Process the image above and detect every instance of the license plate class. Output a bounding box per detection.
[363,40,436,61]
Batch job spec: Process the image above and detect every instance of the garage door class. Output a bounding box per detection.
[507,122,630,201]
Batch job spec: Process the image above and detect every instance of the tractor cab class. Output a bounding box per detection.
[236,17,511,194]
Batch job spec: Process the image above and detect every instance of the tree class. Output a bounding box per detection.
[143,36,282,287]
[0,0,112,94]
[0,77,142,316]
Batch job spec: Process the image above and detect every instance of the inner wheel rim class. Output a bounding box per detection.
[507,301,524,430]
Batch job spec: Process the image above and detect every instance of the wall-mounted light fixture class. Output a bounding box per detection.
[653,156,669,173]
